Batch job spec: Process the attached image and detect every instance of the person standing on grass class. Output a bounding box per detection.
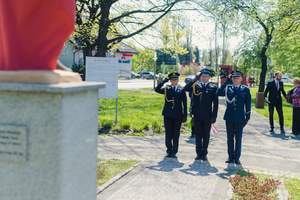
[218,71,251,166]
[287,78,300,135]
[183,68,219,161]
[155,72,187,158]
[264,72,287,134]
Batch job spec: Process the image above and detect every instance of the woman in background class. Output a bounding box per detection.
[288,78,300,135]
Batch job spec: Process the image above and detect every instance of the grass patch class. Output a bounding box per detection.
[284,178,300,200]
[250,85,294,128]
[98,89,190,135]
[96,159,138,187]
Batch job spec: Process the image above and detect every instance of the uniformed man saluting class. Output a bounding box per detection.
[184,68,219,161]
[218,71,251,165]
[155,72,187,158]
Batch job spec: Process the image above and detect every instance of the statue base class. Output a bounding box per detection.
[0,81,105,200]
[0,70,82,84]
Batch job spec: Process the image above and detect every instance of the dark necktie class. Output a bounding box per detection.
[172,86,176,92]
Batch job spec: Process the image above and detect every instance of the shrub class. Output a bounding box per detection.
[101,120,113,129]
[143,124,150,131]
[120,121,131,130]
[152,121,162,134]
[229,174,280,200]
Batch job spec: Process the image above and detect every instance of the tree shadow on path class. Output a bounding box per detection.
[180,160,218,177]
[146,158,184,172]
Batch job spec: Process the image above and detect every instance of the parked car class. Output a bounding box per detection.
[140,71,156,79]
[282,74,292,83]
[131,72,141,79]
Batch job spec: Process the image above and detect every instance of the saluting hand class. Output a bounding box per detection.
[163,78,169,83]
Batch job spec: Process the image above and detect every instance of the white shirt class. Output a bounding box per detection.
[275,80,280,90]
[233,84,241,89]
[201,81,209,87]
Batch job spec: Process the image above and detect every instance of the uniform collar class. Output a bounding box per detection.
[201,81,209,86]
[233,84,241,88]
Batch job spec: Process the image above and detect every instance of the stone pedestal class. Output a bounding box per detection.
[0,82,105,200]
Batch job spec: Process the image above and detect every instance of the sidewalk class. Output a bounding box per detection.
[97,105,300,200]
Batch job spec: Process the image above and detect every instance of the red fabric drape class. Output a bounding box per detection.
[0,0,75,70]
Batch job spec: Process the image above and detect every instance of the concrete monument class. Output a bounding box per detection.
[0,1,105,200]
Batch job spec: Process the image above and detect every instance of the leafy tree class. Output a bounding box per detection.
[75,0,185,57]
[131,49,155,73]
[222,0,300,92]
[269,0,300,77]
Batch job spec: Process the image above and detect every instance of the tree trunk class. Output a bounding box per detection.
[258,34,272,92]
[83,47,92,65]
[95,1,112,57]
[256,34,272,108]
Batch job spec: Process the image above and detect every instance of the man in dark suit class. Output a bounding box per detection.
[264,72,287,133]
[155,72,187,158]
[183,69,219,161]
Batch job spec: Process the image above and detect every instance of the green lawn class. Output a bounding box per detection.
[96,159,138,186]
[99,86,295,134]
[250,85,294,128]
[98,89,191,135]
[284,178,300,200]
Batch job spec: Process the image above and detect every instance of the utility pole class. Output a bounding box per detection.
[222,23,226,65]
[214,19,218,72]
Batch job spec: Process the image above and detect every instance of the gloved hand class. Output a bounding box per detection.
[244,114,250,127]
[163,78,169,83]
[246,114,250,121]
[195,72,201,81]
[243,120,249,127]
[182,116,187,123]
[264,97,270,104]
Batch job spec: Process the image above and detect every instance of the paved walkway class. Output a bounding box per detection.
[97,105,300,200]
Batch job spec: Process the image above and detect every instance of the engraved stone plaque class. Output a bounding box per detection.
[0,124,28,162]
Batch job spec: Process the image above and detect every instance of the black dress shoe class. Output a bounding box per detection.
[166,153,172,158]
[202,155,208,161]
[270,128,274,133]
[225,160,234,164]
[235,160,242,165]
[280,129,285,134]
[171,154,177,159]
[195,156,202,160]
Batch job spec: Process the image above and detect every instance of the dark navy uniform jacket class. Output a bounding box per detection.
[184,81,218,121]
[155,82,187,119]
[218,84,251,123]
